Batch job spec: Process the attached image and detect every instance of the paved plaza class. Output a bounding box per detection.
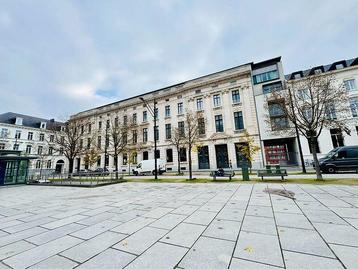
[0,183,357,269]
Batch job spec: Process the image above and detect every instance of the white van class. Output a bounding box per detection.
[132,159,166,175]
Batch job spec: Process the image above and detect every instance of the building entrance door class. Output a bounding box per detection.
[215,144,229,168]
[55,160,64,174]
[198,146,210,169]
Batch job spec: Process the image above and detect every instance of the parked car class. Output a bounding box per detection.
[72,169,92,176]
[319,146,358,173]
[93,167,110,175]
[132,159,166,176]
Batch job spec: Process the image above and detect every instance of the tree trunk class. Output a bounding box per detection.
[177,147,181,175]
[310,137,323,180]
[188,147,192,180]
[68,158,74,178]
[115,155,119,180]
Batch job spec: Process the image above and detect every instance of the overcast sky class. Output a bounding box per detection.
[1,0,357,120]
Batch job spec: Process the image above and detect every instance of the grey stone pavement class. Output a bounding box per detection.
[0,183,357,269]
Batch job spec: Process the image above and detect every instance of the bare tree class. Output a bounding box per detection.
[268,73,350,180]
[182,111,202,180]
[107,117,129,179]
[169,127,185,175]
[83,148,99,170]
[50,119,92,175]
[235,130,260,173]
[126,142,145,175]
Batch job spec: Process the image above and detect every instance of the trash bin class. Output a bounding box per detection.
[242,163,250,181]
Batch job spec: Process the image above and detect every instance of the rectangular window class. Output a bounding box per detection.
[234,111,244,130]
[88,123,92,133]
[344,79,356,91]
[123,153,127,165]
[98,121,102,130]
[268,103,285,117]
[356,126,358,136]
[213,94,221,107]
[97,136,101,149]
[106,120,110,129]
[330,129,344,148]
[143,128,148,142]
[178,121,185,137]
[143,151,148,160]
[39,133,44,141]
[154,126,159,141]
[196,98,203,111]
[87,138,91,149]
[326,103,337,120]
[28,132,33,140]
[123,115,128,125]
[268,102,288,130]
[166,148,173,162]
[165,124,171,139]
[232,90,240,104]
[253,69,279,84]
[262,82,283,94]
[0,143,5,150]
[177,103,183,114]
[15,130,21,139]
[154,108,159,119]
[49,134,54,142]
[81,125,84,134]
[350,97,358,117]
[165,105,171,117]
[179,148,187,162]
[47,160,52,169]
[132,113,137,124]
[143,111,148,122]
[13,144,19,151]
[198,118,205,135]
[215,115,224,132]
[48,147,53,155]
[38,146,43,155]
[0,128,9,138]
[155,150,160,158]
[26,145,32,154]
[298,88,311,100]
[114,117,118,127]
[132,130,137,144]
[80,139,83,149]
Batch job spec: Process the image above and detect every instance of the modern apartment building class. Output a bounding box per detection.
[71,60,268,173]
[0,112,67,173]
[254,57,358,166]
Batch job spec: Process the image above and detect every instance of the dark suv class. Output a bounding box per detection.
[319,146,358,173]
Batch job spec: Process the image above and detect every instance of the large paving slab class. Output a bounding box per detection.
[0,183,357,268]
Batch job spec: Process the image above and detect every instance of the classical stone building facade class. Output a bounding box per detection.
[69,56,358,173]
[0,112,67,173]
[71,61,264,173]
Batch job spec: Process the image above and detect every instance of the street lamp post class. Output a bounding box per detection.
[140,97,158,180]
[288,87,306,173]
[104,120,108,171]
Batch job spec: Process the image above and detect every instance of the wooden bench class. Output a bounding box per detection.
[210,170,235,181]
[257,165,287,181]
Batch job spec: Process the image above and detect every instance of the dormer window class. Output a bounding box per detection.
[335,64,344,70]
[294,73,302,79]
[314,69,322,74]
[40,122,47,129]
[15,117,23,125]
